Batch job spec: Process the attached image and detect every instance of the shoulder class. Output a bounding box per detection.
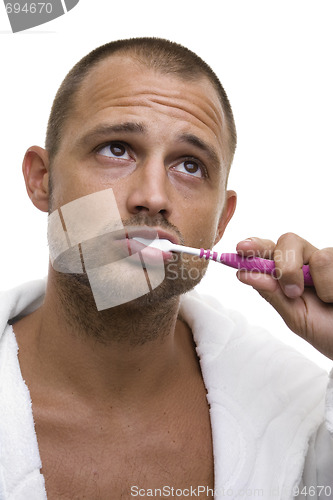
[0,279,46,340]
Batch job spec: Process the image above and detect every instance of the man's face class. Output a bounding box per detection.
[46,55,235,307]
[50,55,232,252]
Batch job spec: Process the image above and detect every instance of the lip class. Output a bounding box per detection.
[103,226,180,265]
[121,226,179,262]
[123,225,181,246]
[128,240,173,263]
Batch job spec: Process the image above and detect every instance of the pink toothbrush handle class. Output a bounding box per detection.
[200,250,314,286]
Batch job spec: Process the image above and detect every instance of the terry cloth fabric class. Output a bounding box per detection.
[181,293,333,499]
[0,280,332,499]
[0,280,47,500]
[0,324,47,500]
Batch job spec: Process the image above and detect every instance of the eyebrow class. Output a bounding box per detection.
[177,133,221,169]
[76,122,221,168]
[76,122,146,149]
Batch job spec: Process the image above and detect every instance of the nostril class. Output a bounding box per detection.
[135,207,167,215]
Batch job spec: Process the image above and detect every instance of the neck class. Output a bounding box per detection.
[51,269,180,346]
[14,268,197,405]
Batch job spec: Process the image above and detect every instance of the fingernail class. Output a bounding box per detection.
[284,284,302,298]
[238,238,254,245]
[236,270,248,283]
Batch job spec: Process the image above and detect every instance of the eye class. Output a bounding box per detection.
[173,159,205,178]
[96,142,132,160]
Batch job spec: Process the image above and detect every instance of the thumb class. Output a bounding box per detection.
[236,270,302,331]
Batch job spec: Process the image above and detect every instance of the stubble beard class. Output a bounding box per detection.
[53,253,209,346]
[47,182,210,345]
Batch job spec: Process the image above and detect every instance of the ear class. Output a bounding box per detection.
[214,190,237,245]
[22,146,50,213]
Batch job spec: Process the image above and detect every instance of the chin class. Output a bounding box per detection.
[107,255,209,311]
[53,252,209,313]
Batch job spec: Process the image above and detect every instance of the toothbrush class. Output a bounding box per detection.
[133,237,314,286]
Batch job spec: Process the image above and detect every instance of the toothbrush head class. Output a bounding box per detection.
[132,237,174,252]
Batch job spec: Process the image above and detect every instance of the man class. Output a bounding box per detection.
[0,37,332,499]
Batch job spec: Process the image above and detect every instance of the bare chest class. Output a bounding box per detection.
[36,402,214,500]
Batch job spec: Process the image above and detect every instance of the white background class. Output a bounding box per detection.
[1,1,332,370]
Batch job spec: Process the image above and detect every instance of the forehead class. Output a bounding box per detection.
[64,55,228,162]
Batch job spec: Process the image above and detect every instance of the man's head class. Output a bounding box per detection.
[45,37,237,170]
[22,37,237,319]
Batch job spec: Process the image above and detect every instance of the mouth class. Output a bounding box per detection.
[122,226,180,263]
[124,226,180,244]
[78,226,180,271]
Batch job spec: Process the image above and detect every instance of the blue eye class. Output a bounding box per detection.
[97,142,131,159]
[173,160,204,178]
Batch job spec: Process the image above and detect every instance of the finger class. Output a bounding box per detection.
[237,270,279,293]
[236,237,276,259]
[274,233,318,298]
[309,248,333,303]
[236,270,295,327]
[237,269,304,332]
[238,269,333,355]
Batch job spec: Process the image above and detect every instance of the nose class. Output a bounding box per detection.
[126,159,172,218]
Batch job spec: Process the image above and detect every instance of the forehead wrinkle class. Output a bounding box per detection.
[76,56,225,133]
[148,92,223,129]
[73,72,228,161]
[105,86,223,126]
[74,96,224,148]
[89,96,224,153]
[77,77,223,130]
[94,92,223,135]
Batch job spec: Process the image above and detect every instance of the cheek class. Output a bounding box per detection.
[50,166,105,209]
[181,200,224,248]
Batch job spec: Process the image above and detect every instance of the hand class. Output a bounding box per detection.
[236,233,333,360]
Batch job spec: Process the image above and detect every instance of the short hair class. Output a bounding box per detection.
[45,37,237,167]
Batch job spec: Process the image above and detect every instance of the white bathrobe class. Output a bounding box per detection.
[0,280,333,499]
